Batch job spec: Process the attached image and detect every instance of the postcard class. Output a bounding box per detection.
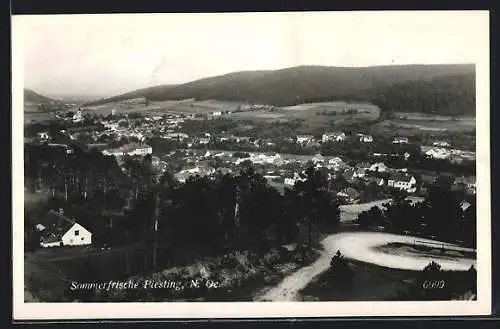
[12,10,491,320]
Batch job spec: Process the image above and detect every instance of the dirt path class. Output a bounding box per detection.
[254,231,476,302]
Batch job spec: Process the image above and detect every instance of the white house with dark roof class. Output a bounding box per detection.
[337,187,360,202]
[36,132,50,140]
[322,132,346,143]
[296,135,314,144]
[387,174,417,193]
[102,143,152,158]
[425,148,450,159]
[365,176,385,186]
[432,140,451,147]
[38,209,92,248]
[369,162,388,173]
[392,137,409,144]
[198,137,211,145]
[312,153,325,164]
[352,168,366,179]
[359,134,374,143]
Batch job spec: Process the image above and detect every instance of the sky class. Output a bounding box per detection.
[13,11,489,98]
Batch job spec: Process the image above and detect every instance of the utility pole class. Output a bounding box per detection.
[152,190,160,269]
[125,231,130,275]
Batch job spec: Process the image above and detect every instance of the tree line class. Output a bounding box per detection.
[356,187,476,247]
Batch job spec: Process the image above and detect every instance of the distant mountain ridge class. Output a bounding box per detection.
[85,64,476,115]
[24,89,57,104]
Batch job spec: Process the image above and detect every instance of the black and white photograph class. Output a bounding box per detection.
[12,11,491,319]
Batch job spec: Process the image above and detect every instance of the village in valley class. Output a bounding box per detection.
[26,104,476,212]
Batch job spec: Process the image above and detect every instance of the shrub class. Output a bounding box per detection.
[328,250,353,286]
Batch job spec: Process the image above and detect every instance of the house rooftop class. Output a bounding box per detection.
[389,173,415,182]
[39,210,77,244]
[105,143,152,153]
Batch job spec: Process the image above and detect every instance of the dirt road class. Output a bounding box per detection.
[254,231,476,302]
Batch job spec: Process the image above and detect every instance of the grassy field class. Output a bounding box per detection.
[85,99,242,116]
[82,99,381,128]
[373,115,476,134]
[393,112,475,122]
[277,102,380,127]
[24,242,160,302]
[374,242,477,260]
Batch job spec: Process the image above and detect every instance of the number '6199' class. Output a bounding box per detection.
[422,280,445,289]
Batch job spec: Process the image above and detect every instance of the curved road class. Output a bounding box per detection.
[255,232,476,301]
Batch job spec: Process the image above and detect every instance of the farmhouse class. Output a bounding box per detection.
[284,172,307,186]
[387,174,417,193]
[38,209,92,248]
[236,153,282,165]
[432,140,451,147]
[36,132,50,140]
[365,176,385,186]
[312,153,325,164]
[322,132,346,143]
[425,148,450,159]
[198,137,211,145]
[72,109,83,123]
[164,132,189,140]
[175,165,216,183]
[357,162,371,170]
[369,162,388,173]
[102,143,152,157]
[392,137,409,144]
[328,157,343,165]
[337,187,360,202]
[352,168,366,179]
[359,134,374,143]
[296,135,314,144]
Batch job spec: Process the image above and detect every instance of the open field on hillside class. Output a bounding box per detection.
[393,112,475,122]
[83,99,382,128]
[373,117,476,134]
[282,102,379,112]
[85,99,243,115]
[230,101,380,127]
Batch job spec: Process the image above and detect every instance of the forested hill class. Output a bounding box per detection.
[302,73,476,116]
[86,64,475,115]
[24,89,57,104]
[368,73,475,116]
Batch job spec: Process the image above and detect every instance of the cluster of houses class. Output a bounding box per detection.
[102,143,153,158]
[55,109,84,123]
[295,132,414,146]
[297,132,373,145]
[421,145,476,162]
[149,149,476,203]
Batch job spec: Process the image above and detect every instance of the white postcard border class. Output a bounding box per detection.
[12,11,492,320]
